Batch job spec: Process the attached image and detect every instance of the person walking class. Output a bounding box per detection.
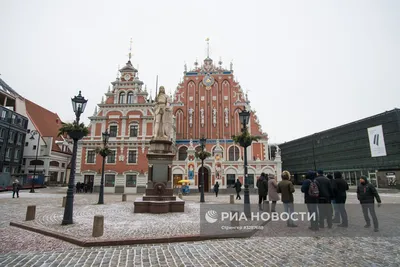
[357,175,381,232]
[268,174,280,212]
[327,174,340,223]
[301,171,320,231]
[315,170,334,229]
[233,179,242,200]
[332,171,349,227]
[12,179,21,198]
[256,172,268,210]
[277,171,297,227]
[213,181,219,197]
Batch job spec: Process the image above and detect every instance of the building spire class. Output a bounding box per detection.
[116,65,120,79]
[128,38,133,62]
[205,38,210,58]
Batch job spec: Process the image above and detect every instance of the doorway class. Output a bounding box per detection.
[198,167,209,192]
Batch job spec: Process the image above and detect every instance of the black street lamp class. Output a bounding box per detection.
[62,91,88,225]
[199,135,207,203]
[29,130,40,193]
[98,130,110,205]
[238,108,251,206]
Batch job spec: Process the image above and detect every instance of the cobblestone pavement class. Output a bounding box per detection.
[0,188,399,266]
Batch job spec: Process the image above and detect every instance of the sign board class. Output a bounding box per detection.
[367,125,387,157]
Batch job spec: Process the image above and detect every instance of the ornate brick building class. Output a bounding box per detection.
[75,56,154,193]
[170,48,282,192]
[76,44,282,193]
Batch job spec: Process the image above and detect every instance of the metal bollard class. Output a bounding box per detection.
[26,205,36,221]
[92,215,104,237]
[229,194,235,204]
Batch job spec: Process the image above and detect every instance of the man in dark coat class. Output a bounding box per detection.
[301,171,320,231]
[332,171,349,227]
[315,170,334,228]
[213,181,219,197]
[256,172,268,210]
[12,180,21,198]
[357,175,381,232]
[233,179,242,200]
[327,174,340,223]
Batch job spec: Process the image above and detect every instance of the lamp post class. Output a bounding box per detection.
[98,130,110,205]
[62,91,88,225]
[199,135,206,203]
[29,130,40,193]
[238,108,251,206]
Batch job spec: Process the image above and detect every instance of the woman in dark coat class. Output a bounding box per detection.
[213,181,220,197]
[233,179,242,200]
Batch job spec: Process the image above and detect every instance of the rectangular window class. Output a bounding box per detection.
[246,174,255,188]
[109,125,117,137]
[4,166,10,173]
[126,174,137,187]
[107,150,116,163]
[8,131,14,143]
[128,150,137,163]
[5,148,11,159]
[25,142,28,146]
[62,163,65,168]
[227,174,236,187]
[14,149,20,160]
[105,174,115,187]
[87,150,96,163]
[33,145,37,150]
[60,172,64,182]
[0,128,4,138]
[23,158,26,165]
[129,125,138,137]
[17,133,23,144]
[1,110,7,119]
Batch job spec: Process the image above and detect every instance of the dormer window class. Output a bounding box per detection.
[119,92,125,104]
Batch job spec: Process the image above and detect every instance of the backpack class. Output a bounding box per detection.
[308,179,319,198]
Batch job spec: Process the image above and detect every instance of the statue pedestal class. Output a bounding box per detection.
[134,138,185,213]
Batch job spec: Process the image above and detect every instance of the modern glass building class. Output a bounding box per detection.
[280,109,400,188]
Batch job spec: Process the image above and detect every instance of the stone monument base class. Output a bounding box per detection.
[133,138,185,213]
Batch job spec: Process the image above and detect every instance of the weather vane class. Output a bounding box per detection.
[205,37,210,58]
[128,38,133,61]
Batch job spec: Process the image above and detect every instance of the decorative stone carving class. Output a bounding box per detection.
[224,107,229,127]
[200,108,204,127]
[188,107,194,127]
[212,107,217,127]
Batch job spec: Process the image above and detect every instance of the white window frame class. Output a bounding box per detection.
[106,150,117,164]
[127,149,138,164]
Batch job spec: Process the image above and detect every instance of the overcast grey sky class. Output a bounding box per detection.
[1,0,399,143]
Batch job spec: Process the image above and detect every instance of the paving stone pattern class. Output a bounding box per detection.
[1,188,400,266]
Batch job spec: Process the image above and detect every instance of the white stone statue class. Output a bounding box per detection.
[188,107,194,127]
[224,107,229,126]
[189,138,194,148]
[200,108,204,127]
[153,86,172,139]
[275,145,281,157]
[212,107,217,127]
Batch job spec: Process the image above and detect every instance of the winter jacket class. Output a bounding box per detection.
[357,182,381,204]
[268,178,280,201]
[301,179,320,204]
[277,180,295,203]
[315,175,334,200]
[12,182,20,192]
[213,183,219,192]
[332,178,349,203]
[256,177,268,197]
[233,181,242,192]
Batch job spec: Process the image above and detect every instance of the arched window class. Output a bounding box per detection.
[178,146,188,161]
[228,146,240,161]
[212,146,224,158]
[127,92,134,104]
[50,161,59,167]
[119,92,125,104]
[30,159,44,166]
[129,124,139,137]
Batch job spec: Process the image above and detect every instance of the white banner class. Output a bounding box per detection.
[367,125,387,157]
